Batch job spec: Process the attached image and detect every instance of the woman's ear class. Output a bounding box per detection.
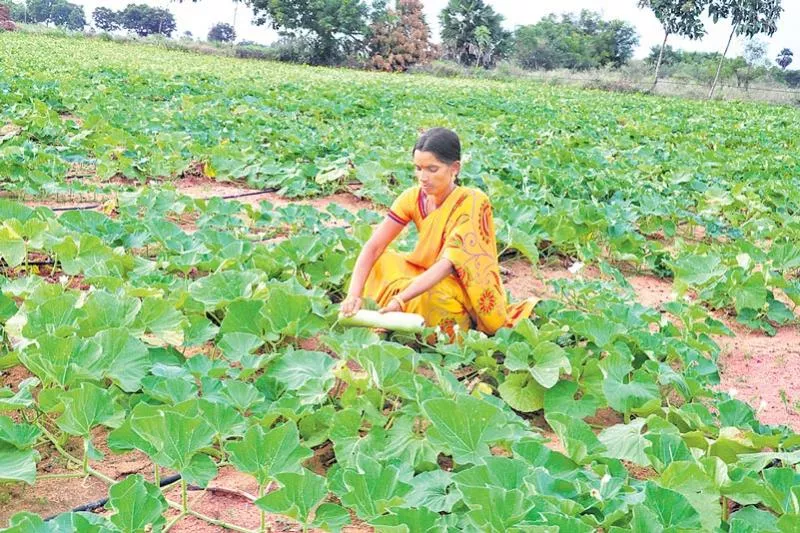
[451,161,461,178]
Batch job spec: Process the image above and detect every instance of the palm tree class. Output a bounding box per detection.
[776,48,793,70]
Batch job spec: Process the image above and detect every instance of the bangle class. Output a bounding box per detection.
[390,295,404,310]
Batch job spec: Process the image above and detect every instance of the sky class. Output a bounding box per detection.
[71,0,799,67]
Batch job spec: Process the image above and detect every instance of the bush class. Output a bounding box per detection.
[234,43,276,61]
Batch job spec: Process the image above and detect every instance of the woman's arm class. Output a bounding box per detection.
[380,257,454,313]
[341,217,405,316]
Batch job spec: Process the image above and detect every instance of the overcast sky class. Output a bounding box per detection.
[73,0,799,67]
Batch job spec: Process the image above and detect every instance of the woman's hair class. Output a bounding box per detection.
[413,128,461,165]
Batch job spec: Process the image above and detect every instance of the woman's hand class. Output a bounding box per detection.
[379,297,403,314]
[340,295,363,317]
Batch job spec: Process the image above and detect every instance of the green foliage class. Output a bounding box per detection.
[9,0,85,29]
[439,0,511,67]
[92,6,118,32]
[248,0,369,65]
[207,22,235,43]
[1,31,800,533]
[118,3,176,37]
[515,10,639,70]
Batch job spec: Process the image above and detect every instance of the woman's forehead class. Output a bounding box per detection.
[413,150,446,165]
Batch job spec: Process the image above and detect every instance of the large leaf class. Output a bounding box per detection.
[106,474,168,533]
[255,469,327,526]
[598,418,650,467]
[340,456,412,520]
[56,382,123,437]
[631,481,703,531]
[422,395,512,465]
[128,402,217,486]
[0,446,39,485]
[225,422,312,488]
[265,350,335,405]
[545,412,606,465]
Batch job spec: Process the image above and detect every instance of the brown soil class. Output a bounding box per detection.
[716,327,800,430]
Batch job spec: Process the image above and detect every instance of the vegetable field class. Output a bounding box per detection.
[2,31,800,532]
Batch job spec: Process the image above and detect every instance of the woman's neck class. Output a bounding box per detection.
[430,182,457,207]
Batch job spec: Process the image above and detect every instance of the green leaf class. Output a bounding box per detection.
[498,371,545,413]
[543,380,599,419]
[644,432,693,473]
[311,503,351,533]
[255,469,327,526]
[22,293,83,339]
[189,270,259,310]
[631,481,702,531]
[0,416,41,449]
[77,290,140,337]
[93,329,150,392]
[370,507,444,532]
[56,382,123,437]
[265,350,335,405]
[422,395,511,465]
[729,506,780,533]
[106,474,168,533]
[225,422,312,488]
[598,418,651,467]
[0,378,38,411]
[340,457,411,520]
[0,224,26,268]
[128,402,217,486]
[545,412,606,465]
[0,446,39,485]
[198,399,246,440]
[403,470,459,513]
[660,462,721,531]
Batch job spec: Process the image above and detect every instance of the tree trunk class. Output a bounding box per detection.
[709,26,736,99]
[745,64,752,92]
[651,31,669,92]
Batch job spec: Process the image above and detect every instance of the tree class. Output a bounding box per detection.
[514,11,638,71]
[50,0,84,30]
[439,0,511,67]
[638,0,709,90]
[739,37,768,90]
[707,0,782,98]
[776,47,793,70]
[92,6,118,32]
[208,22,235,42]
[247,0,370,65]
[118,3,176,37]
[367,0,437,71]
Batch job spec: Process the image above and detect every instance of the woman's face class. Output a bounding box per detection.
[413,150,460,198]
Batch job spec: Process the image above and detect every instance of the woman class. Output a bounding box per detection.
[341,128,537,338]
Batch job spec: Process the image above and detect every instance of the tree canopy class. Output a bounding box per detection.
[208,22,236,43]
[439,0,511,67]
[514,10,639,70]
[248,0,370,65]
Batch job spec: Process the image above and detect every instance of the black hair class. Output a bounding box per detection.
[413,128,461,165]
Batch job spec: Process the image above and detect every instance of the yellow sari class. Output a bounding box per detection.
[364,185,537,338]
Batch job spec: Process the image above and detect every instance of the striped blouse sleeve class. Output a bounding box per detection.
[387,187,416,226]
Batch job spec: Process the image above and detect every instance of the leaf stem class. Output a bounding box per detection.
[37,472,87,480]
[259,483,266,533]
[164,511,186,532]
[181,477,188,513]
[82,438,89,475]
[39,425,115,485]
